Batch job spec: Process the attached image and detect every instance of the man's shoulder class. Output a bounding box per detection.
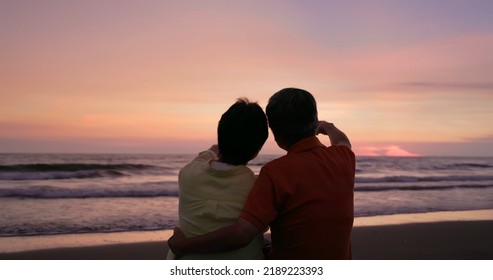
[258,153,305,177]
[263,146,354,170]
[261,154,290,168]
[327,144,353,152]
[325,145,356,159]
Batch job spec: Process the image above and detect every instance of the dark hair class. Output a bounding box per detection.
[217,98,268,165]
[266,88,318,148]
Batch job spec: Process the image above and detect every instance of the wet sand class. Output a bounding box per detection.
[1,210,492,260]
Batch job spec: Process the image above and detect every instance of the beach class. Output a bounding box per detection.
[1,210,492,260]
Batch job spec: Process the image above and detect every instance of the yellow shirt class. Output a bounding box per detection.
[171,150,264,259]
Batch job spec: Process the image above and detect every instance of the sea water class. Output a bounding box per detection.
[1,153,492,237]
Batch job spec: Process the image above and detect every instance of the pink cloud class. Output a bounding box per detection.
[355,145,420,157]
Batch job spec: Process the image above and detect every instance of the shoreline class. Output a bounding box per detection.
[1,209,493,259]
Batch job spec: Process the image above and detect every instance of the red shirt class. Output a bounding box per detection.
[240,136,355,259]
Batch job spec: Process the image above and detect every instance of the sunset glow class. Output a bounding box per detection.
[1,1,493,156]
[355,146,420,157]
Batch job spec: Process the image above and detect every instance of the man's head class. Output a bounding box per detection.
[217,98,269,165]
[266,88,318,150]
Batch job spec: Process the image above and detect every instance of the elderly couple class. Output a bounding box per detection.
[167,87,355,260]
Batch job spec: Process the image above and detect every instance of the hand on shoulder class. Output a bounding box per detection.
[208,145,220,157]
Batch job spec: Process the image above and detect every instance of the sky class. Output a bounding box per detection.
[1,0,493,156]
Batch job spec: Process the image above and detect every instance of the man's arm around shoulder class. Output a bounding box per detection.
[168,218,259,258]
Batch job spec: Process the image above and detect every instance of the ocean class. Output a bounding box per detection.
[1,153,492,237]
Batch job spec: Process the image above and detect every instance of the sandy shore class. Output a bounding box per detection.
[1,210,493,260]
